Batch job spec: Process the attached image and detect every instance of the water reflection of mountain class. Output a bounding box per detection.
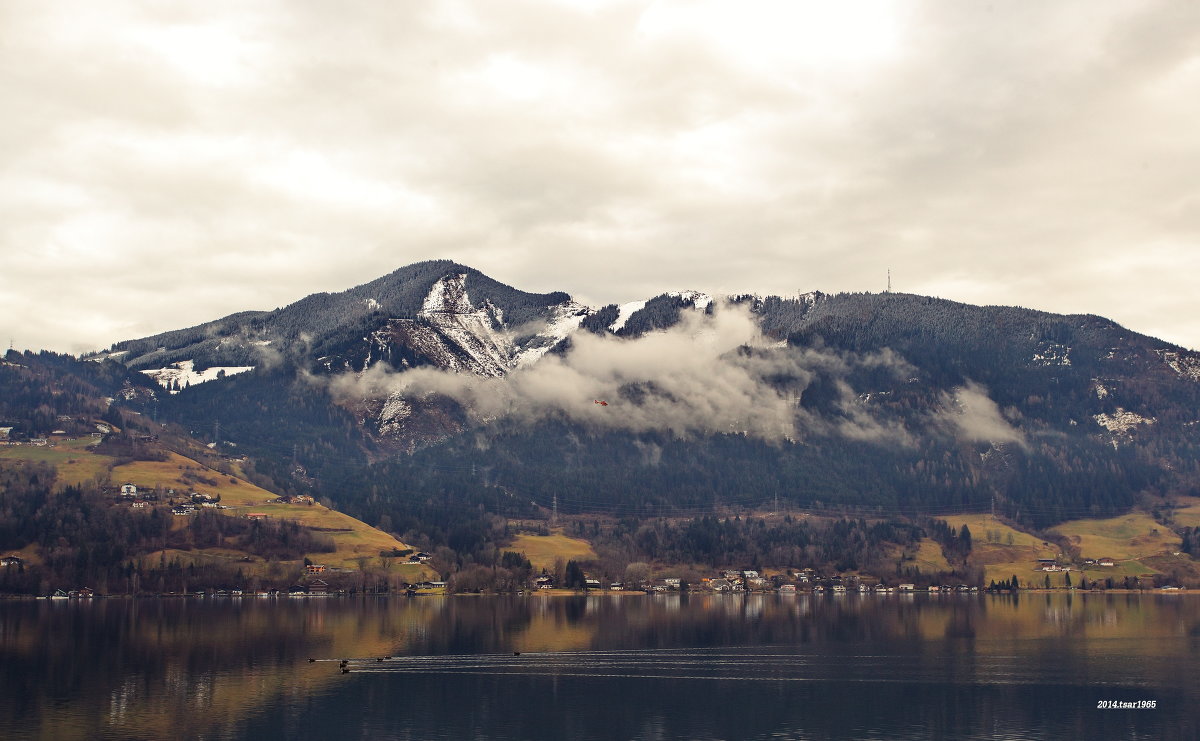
[1,595,1197,740]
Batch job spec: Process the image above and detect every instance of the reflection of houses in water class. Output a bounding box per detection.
[742,597,764,619]
[790,595,812,618]
[1041,606,1072,625]
[659,594,682,612]
[718,596,743,616]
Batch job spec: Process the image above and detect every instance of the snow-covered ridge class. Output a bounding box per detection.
[373,273,595,377]
[514,301,590,367]
[609,291,713,334]
[669,290,713,311]
[140,360,253,393]
[404,274,516,376]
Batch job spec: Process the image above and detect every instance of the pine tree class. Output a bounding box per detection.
[564,560,585,590]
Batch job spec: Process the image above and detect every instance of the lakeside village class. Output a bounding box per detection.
[4,483,1180,598]
[10,563,1183,599]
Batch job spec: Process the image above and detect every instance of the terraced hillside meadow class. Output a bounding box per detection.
[0,436,427,575]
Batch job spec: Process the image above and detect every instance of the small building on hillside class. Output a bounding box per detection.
[1037,558,1060,571]
[120,483,138,497]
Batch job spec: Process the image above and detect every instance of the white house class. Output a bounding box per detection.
[120,483,138,497]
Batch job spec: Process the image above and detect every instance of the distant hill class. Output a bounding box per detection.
[0,350,422,595]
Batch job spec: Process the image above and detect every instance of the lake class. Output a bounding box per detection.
[1,593,1196,740]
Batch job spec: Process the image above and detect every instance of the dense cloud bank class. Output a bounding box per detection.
[325,305,1021,444]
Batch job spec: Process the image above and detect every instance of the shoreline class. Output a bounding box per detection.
[5,587,1200,600]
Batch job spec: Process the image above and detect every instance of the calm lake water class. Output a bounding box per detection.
[1,593,1196,740]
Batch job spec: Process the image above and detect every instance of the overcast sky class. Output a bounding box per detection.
[3,0,1199,354]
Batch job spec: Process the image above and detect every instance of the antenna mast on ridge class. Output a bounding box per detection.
[887,269,891,293]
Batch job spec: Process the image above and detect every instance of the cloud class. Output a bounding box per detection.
[329,303,913,442]
[938,382,1027,448]
[4,2,1200,353]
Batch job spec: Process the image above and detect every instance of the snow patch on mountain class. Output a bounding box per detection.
[610,300,647,333]
[1093,408,1155,434]
[514,302,591,367]
[422,272,475,315]
[1159,350,1200,381]
[85,350,128,363]
[370,273,518,377]
[1032,342,1071,367]
[141,360,253,393]
[670,290,712,311]
[378,393,412,436]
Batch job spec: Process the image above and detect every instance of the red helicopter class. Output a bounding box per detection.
[593,400,608,406]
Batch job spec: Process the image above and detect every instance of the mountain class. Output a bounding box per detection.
[96,260,584,375]
[81,261,1200,541]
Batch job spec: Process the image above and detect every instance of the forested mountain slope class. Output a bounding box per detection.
[84,263,1200,536]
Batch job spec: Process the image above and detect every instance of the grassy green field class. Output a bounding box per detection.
[2,442,416,573]
[509,531,598,571]
[1167,496,1200,528]
[889,538,952,576]
[940,513,1060,585]
[1051,512,1181,560]
[0,437,114,486]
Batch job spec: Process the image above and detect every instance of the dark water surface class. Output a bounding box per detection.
[1,593,1196,740]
